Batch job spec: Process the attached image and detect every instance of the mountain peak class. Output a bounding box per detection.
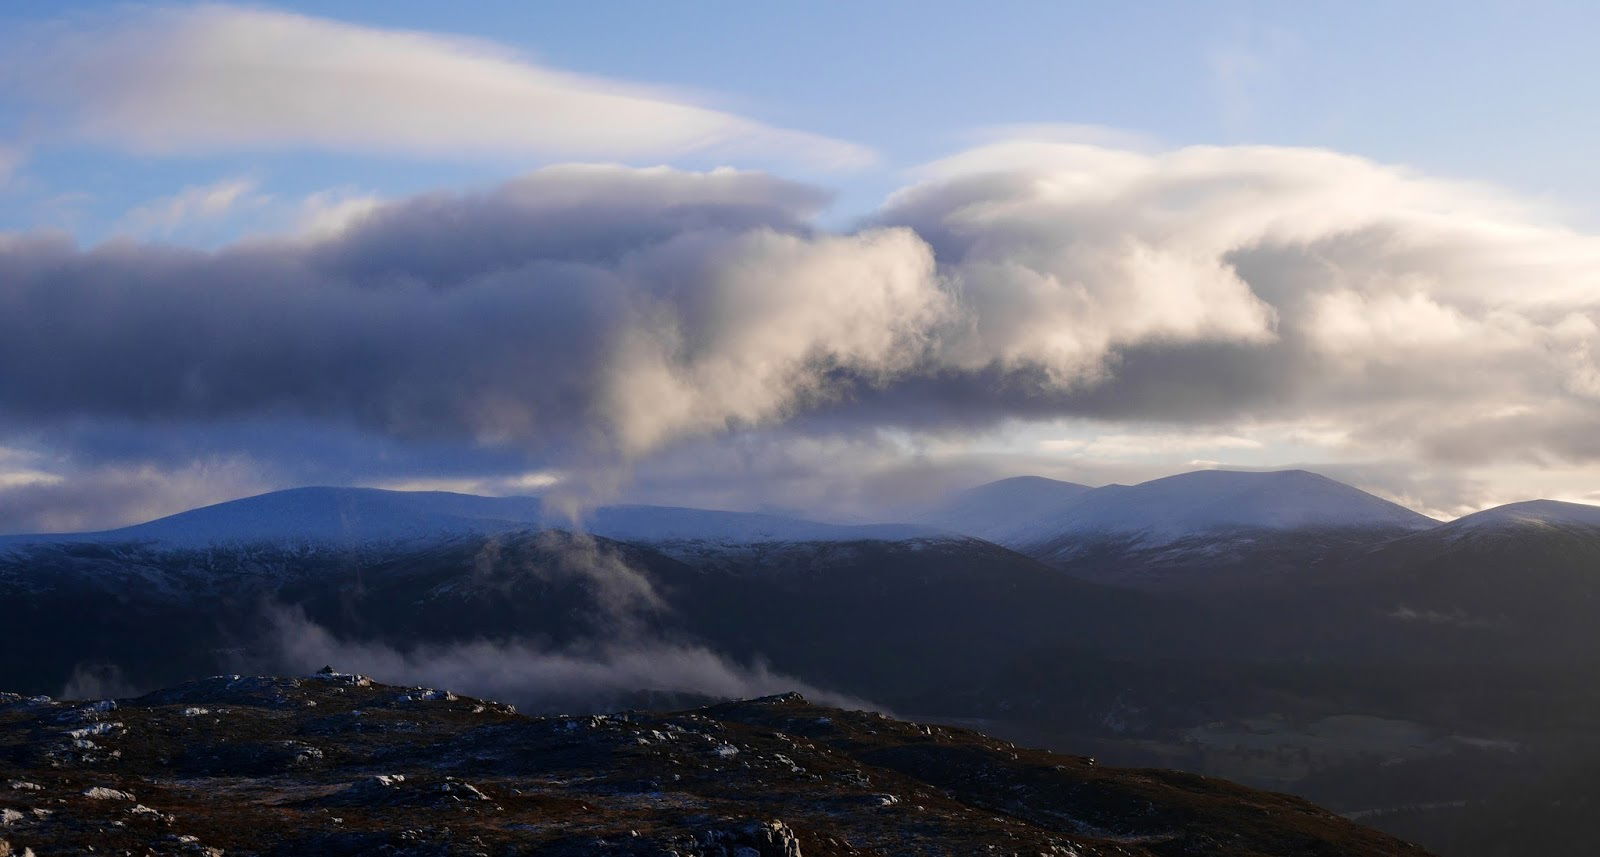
[920,468,1437,564]
[1449,498,1600,530]
[1069,468,1436,538]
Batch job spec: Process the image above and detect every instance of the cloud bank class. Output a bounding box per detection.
[1,139,1598,527]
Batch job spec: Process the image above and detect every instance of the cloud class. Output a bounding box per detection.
[0,165,943,473]
[865,141,1600,451]
[261,605,872,714]
[1040,432,1264,458]
[0,456,269,535]
[294,188,386,238]
[0,139,1598,525]
[10,5,871,169]
[118,176,267,237]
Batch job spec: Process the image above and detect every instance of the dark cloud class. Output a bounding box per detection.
[0,166,929,462]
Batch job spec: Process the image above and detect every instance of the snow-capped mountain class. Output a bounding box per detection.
[0,486,938,551]
[924,469,1438,587]
[1439,498,1600,534]
[916,475,1093,544]
[933,469,1434,548]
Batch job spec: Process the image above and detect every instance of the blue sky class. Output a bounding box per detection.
[1,1,1598,530]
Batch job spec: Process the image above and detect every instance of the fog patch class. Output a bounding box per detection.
[58,662,140,700]
[1387,606,1498,630]
[258,605,876,715]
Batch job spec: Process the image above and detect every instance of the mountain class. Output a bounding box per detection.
[1308,497,1600,660]
[0,674,1430,857]
[1045,469,1435,537]
[928,469,1438,588]
[0,486,937,551]
[916,474,1093,543]
[1441,498,1600,533]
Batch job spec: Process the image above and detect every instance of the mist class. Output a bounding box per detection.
[255,604,875,715]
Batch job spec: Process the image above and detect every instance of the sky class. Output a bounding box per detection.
[0,1,1598,531]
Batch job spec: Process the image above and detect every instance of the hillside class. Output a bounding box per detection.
[0,672,1432,856]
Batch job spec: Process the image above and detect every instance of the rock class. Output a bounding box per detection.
[308,667,372,687]
[178,739,323,775]
[318,774,489,809]
[82,786,136,801]
[700,820,803,857]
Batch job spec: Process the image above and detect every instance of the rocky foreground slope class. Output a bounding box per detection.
[0,673,1428,856]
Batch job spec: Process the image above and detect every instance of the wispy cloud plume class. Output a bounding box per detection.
[117,176,267,238]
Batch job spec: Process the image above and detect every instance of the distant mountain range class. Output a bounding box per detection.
[0,485,938,551]
[8,468,1598,593]
[10,466,1593,552]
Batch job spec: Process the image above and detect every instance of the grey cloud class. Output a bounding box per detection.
[0,166,942,464]
[2,142,1599,526]
[308,165,831,286]
[0,457,269,535]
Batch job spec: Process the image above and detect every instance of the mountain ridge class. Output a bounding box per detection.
[926,469,1438,549]
[0,485,942,550]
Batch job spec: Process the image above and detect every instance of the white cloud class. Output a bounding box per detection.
[1041,432,1264,458]
[370,470,562,496]
[295,188,385,238]
[118,176,267,237]
[17,5,871,169]
[883,140,1600,429]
